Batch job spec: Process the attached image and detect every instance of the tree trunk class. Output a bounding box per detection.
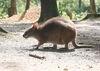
[25,0,30,10]
[82,0,98,20]
[90,0,97,14]
[8,0,17,17]
[38,0,59,23]
[79,0,81,8]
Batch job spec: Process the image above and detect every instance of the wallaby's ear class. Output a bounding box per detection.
[33,22,38,29]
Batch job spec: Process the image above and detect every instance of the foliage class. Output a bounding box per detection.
[57,0,100,20]
[57,0,90,20]
[0,0,10,18]
[0,0,40,18]
[16,0,40,14]
[0,0,100,19]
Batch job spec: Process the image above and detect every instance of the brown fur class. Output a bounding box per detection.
[23,17,92,50]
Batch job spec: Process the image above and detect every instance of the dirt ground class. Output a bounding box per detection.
[0,19,100,71]
[0,7,100,71]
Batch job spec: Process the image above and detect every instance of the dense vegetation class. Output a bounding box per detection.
[0,0,100,20]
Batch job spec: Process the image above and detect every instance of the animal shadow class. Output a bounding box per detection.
[31,47,75,53]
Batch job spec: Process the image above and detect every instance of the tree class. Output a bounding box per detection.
[18,0,30,21]
[8,0,17,17]
[83,0,100,20]
[25,0,30,10]
[79,0,81,8]
[90,0,97,14]
[38,0,59,23]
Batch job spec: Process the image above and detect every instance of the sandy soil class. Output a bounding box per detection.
[0,19,100,71]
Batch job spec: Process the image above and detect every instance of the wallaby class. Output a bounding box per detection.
[23,17,92,50]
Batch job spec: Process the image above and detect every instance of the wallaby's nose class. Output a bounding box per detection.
[23,34,28,39]
[23,35,24,37]
[23,34,25,38]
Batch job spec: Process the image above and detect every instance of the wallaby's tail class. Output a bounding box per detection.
[72,39,93,49]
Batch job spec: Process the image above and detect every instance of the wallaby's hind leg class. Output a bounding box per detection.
[64,43,69,50]
[60,38,70,50]
[53,44,57,49]
[59,42,69,50]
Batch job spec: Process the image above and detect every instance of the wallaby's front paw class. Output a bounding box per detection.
[34,47,39,50]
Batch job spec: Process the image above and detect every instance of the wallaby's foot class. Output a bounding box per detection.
[34,47,39,50]
[33,46,39,50]
[43,47,57,49]
[43,44,57,49]
[52,44,57,49]
[30,45,38,50]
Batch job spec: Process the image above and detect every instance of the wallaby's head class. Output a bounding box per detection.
[23,22,38,38]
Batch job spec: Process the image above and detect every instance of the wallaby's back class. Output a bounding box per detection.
[38,17,76,44]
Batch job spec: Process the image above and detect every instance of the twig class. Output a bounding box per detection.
[29,54,45,60]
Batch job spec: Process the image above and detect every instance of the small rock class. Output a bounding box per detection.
[64,68,68,71]
[87,65,93,68]
[58,66,60,68]
[86,49,90,51]
[59,57,61,59]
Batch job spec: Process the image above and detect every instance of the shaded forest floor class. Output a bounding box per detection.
[0,7,100,71]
